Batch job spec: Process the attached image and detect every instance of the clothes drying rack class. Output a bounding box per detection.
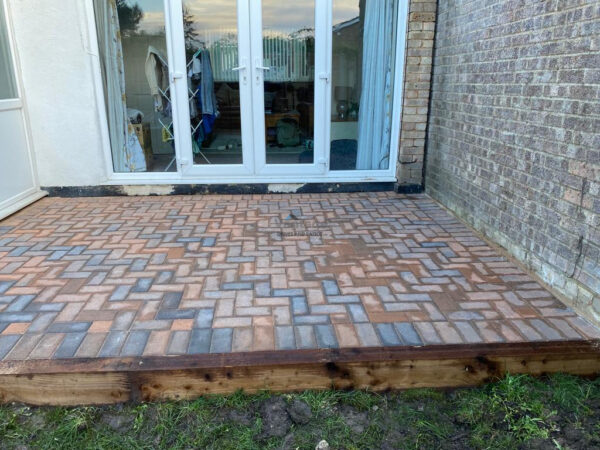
[153,50,211,171]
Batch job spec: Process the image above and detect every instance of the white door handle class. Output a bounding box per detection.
[171,71,185,82]
[233,59,249,84]
[256,65,270,71]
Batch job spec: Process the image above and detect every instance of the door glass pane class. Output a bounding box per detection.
[330,0,398,170]
[182,0,243,165]
[93,0,177,172]
[262,1,315,164]
[0,2,18,100]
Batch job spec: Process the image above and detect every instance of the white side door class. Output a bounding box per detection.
[0,0,43,220]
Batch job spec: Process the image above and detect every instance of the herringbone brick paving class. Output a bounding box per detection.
[0,193,598,360]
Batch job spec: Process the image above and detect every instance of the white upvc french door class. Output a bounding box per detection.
[171,0,329,179]
[169,0,255,178]
[95,0,407,184]
[249,0,329,177]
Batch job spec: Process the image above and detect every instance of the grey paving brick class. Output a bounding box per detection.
[310,305,346,314]
[6,295,35,312]
[86,254,106,266]
[322,280,340,295]
[567,317,600,339]
[121,330,150,356]
[547,318,582,339]
[0,281,15,294]
[109,285,131,302]
[27,313,58,333]
[54,332,86,358]
[376,323,402,346]
[59,272,91,279]
[0,295,15,304]
[98,331,127,357]
[156,271,174,284]
[347,304,369,322]
[397,294,431,302]
[303,261,317,273]
[67,245,86,255]
[440,248,457,258]
[156,309,195,320]
[240,275,269,281]
[167,330,190,355]
[210,328,233,353]
[48,250,68,261]
[25,303,64,312]
[394,323,423,345]
[131,258,148,272]
[189,328,212,354]
[448,311,484,321]
[48,322,91,333]
[421,242,447,248]
[399,272,419,284]
[275,325,296,350]
[0,335,19,359]
[421,277,451,284]
[355,323,380,346]
[88,271,107,285]
[511,320,543,341]
[0,312,35,323]
[255,281,271,296]
[131,320,170,330]
[414,322,442,344]
[422,259,440,271]
[9,246,30,257]
[273,289,304,297]
[315,325,338,348]
[530,319,562,340]
[202,237,216,247]
[227,257,255,263]
[327,295,360,304]
[430,270,462,277]
[132,277,153,293]
[195,308,214,328]
[222,282,253,290]
[454,321,483,343]
[295,325,317,349]
[292,296,308,315]
[112,311,136,330]
[177,237,203,243]
[294,315,330,325]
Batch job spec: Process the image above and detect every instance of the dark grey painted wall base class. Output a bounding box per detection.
[42,182,399,197]
[395,184,424,194]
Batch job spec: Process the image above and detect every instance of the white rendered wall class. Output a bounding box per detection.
[8,0,107,186]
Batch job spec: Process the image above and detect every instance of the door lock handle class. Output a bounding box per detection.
[256,65,270,71]
[231,65,246,71]
[171,71,185,82]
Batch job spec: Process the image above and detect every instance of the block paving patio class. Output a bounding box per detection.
[0,192,598,361]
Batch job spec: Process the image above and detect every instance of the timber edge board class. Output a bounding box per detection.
[0,340,598,405]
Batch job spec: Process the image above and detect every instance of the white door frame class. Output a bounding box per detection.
[0,0,45,220]
[87,0,408,185]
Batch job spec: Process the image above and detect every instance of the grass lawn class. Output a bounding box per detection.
[0,374,598,449]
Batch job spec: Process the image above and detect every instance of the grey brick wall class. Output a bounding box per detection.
[426,0,600,324]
